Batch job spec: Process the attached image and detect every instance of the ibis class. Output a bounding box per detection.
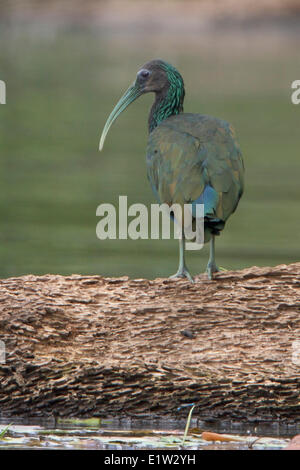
[99,60,244,281]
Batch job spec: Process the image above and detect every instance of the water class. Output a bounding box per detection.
[1,28,299,280]
[0,416,297,450]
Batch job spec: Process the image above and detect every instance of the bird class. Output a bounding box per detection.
[99,59,244,282]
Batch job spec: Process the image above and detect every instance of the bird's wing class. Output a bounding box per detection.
[146,113,244,223]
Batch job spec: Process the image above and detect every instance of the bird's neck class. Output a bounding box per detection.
[148,81,185,133]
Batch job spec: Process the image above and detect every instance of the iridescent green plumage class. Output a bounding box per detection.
[147,113,244,242]
[100,59,244,281]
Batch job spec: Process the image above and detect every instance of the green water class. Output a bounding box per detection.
[1,29,299,279]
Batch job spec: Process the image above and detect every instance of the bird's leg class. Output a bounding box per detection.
[206,235,219,280]
[170,235,194,282]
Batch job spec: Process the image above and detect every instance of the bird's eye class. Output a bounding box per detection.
[138,69,150,80]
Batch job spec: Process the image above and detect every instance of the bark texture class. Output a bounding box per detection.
[0,262,299,421]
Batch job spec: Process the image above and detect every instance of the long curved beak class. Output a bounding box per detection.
[99,83,142,151]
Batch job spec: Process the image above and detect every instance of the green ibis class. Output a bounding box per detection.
[99,59,244,281]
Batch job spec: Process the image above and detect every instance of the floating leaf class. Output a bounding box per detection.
[57,417,102,427]
[201,431,244,442]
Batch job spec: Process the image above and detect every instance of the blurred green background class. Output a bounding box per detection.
[0,1,299,279]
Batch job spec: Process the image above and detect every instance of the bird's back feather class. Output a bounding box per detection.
[146,113,244,240]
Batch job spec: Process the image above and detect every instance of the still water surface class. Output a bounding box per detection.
[0,416,298,449]
[1,30,299,280]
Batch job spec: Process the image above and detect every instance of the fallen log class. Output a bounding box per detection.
[0,262,299,422]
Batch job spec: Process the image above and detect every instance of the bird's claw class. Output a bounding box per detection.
[206,262,219,280]
[170,268,194,283]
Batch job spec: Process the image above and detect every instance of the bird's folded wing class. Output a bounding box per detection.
[146,114,244,222]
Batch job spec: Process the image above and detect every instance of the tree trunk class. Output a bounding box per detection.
[0,262,299,422]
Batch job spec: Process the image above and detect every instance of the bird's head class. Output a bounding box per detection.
[99,59,184,150]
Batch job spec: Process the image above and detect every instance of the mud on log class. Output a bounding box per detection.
[0,263,299,421]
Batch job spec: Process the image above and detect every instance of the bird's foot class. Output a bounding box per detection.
[170,267,194,283]
[206,262,219,280]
